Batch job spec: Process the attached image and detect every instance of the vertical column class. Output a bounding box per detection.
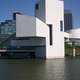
[72,42,76,57]
[73,47,76,57]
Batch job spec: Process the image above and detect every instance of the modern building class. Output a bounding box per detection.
[0,12,22,35]
[0,20,16,35]
[0,0,80,58]
[64,10,73,31]
[0,13,17,49]
[13,0,65,59]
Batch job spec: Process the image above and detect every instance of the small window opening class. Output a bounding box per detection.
[35,4,39,10]
[48,24,53,45]
[60,21,63,31]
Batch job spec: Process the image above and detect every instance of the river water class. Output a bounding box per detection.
[0,57,80,80]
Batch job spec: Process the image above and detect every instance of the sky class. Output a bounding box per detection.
[65,0,80,28]
[0,0,80,28]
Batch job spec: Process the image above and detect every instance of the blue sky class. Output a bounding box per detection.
[0,0,80,27]
[65,0,80,27]
[0,0,35,21]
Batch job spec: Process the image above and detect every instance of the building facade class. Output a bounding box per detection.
[0,0,80,58]
[15,0,64,59]
[0,20,16,35]
[0,13,16,49]
[64,10,73,31]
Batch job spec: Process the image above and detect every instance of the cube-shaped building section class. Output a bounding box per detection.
[16,14,48,38]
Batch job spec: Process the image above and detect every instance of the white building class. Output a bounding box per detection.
[14,0,65,59]
[12,0,64,59]
[12,0,80,58]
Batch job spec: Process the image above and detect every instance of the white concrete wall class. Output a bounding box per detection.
[46,32,64,58]
[45,0,64,58]
[16,14,49,38]
[36,18,49,37]
[16,14,36,37]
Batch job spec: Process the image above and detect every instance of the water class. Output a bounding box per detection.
[0,57,80,80]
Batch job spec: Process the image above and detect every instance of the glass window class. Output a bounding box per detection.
[60,21,63,31]
[35,4,39,10]
[48,24,53,45]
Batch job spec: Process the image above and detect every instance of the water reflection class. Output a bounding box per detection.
[0,58,80,80]
[45,59,65,80]
[65,57,80,80]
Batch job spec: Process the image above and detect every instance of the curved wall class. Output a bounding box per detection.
[69,28,80,39]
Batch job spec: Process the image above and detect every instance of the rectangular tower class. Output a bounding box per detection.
[35,0,64,58]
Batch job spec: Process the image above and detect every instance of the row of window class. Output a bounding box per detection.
[0,25,16,35]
